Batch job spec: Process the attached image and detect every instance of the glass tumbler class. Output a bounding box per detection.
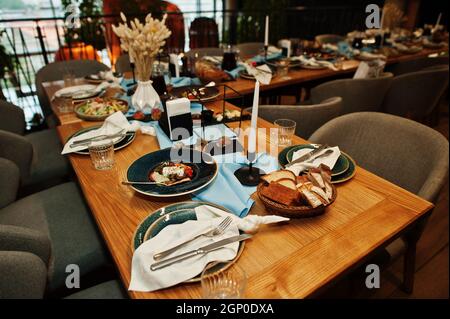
[201,263,247,299]
[274,119,296,146]
[88,141,115,170]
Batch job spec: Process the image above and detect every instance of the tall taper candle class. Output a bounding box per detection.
[434,12,442,32]
[248,80,260,156]
[264,15,269,47]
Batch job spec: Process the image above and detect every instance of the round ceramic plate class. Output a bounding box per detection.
[54,84,100,100]
[170,85,220,102]
[66,125,136,155]
[278,145,356,184]
[127,148,218,197]
[285,144,350,176]
[239,70,255,80]
[74,98,129,121]
[300,63,327,70]
[266,59,302,68]
[131,201,245,283]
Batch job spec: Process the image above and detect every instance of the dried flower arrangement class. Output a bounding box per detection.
[112,12,171,81]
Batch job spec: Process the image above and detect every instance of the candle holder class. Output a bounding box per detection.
[234,152,266,186]
[127,62,137,87]
[264,45,268,61]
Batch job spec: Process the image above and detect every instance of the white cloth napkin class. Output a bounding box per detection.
[240,62,273,84]
[128,205,289,292]
[286,146,341,176]
[292,56,338,71]
[129,218,240,292]
[195,205,289,233]
[61,111,140,154]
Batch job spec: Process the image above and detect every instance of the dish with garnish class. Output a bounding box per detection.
[126,148,218,197]
[170,85,220,102]
[74,97,129,121]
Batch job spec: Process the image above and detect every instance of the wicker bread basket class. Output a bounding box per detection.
[257,182,337,218]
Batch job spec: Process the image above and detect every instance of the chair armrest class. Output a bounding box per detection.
[0,100,26,135]
[0,224,51,267]
[0,251,47,298]
[0,158,20,208]
[0,130,33,183]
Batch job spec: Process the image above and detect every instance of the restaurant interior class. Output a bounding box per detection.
[0,0,448,300]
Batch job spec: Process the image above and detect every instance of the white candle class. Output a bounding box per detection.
[434,12,442,31]
[248,81,260,155]
[264,15,269,47]
[380,6,385,30]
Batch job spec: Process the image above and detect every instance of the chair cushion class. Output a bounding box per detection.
[65,280,127,299]
[23,128,70,189]
[0,182,109,292]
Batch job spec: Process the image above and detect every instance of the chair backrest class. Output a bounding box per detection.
[0,100,25,135]
[382,67,449,119]
[189,17,219,49]
[386,56,449,76]
[243,97,342,139]
[315,34,345,45]
[0,130,33,184]
[0,158,20,209]
[0,250,47,299]
[35,60,110,117]
[311,72,394,115]
[114,54,131,74]
[185,47,224,59]
[309,112,449,202]
[236,42,264,60]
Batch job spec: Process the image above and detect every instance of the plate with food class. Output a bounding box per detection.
[66,125,136,155]
[74,97,129,121]
[170,85,220,102]
[126,148,218,197]
[54,84,101,100]
[257,166,337,218]
[131,201,245,282]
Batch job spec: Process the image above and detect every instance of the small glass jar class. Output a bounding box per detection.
[88,141,115,170]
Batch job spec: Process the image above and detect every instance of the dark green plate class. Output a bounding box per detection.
[127,148,218,197]
[66,125,136,155]
[285,144,350,176]
[132,201,245,283]
[279,145,356,184]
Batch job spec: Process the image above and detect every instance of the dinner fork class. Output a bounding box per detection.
[305,149,334,163]
[153,216,233,261]
[69,130,126,147]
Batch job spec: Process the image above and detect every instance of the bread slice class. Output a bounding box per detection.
[308,171,325,189]
[310,186,330,205]
[275,178,297,191]
[260,182,300,206]
[261,170,296,184]
[298,185,323,208]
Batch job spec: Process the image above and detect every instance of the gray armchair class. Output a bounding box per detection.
[310,73,394,115]
[382,67,449,120]
[236,42,264,59]
[114,53,132,74]
[0,100,70,194]
[244,97,342,139]
[35,59,109,123]
[0,159,111,294]
[386,56,449,76]
[0,251,126,299]
[309,112,449,292]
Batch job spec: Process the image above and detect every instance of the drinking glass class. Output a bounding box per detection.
[58,96,73,113]
[201,263,247,299]
[63,70,76,87]
[277,58,290,78]
[274,119,296,146]
[88,141,115,170]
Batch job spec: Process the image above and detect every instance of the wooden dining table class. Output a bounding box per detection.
[53,95,434,298]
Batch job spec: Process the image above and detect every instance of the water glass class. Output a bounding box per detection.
[58,96,73,113]
[274,119,296,146]
[277,58,290,78]
[201,263,247,299]
[63,70,76,87]
[88,141,115,170]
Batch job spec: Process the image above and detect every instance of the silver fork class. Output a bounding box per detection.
[153,216,233,261]
[305,149,334,163]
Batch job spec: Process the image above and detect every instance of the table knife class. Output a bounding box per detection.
[150,234,252,271]
[285,144,328,168]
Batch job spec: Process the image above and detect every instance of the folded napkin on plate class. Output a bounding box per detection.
[239,62,273,84]
[195,205,289,233]
[285,146,341,176]
[193,152,279,217]
[170,77,202,88]
[61,111,140,154]
[291,56,338,71]
[129,217,240,292]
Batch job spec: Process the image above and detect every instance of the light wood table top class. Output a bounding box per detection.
[56,99,433,298]
[44,47,447,126]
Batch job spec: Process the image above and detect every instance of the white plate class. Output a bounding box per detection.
[54,84,100,100]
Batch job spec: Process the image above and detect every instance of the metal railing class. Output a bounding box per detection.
[0,5,371,123]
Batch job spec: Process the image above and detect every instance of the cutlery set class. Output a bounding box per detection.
[69,130,131,148]
[285,144,331,168]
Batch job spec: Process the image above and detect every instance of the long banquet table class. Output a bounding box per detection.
[54,98,433,298]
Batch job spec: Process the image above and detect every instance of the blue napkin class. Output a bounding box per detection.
[169,77,202,87]
[192,153,279,217]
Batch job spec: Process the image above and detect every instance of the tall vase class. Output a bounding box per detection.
[132,80,161,112]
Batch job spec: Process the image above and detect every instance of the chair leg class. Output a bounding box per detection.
[402,238,417,294]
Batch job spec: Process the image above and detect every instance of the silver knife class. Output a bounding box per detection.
[285,144,328,168]
[150,234,252,271]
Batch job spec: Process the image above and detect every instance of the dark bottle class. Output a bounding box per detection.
[151,63,168,96]
[221,46,237,71]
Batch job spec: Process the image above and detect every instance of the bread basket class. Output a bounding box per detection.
[256,182,337,218]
